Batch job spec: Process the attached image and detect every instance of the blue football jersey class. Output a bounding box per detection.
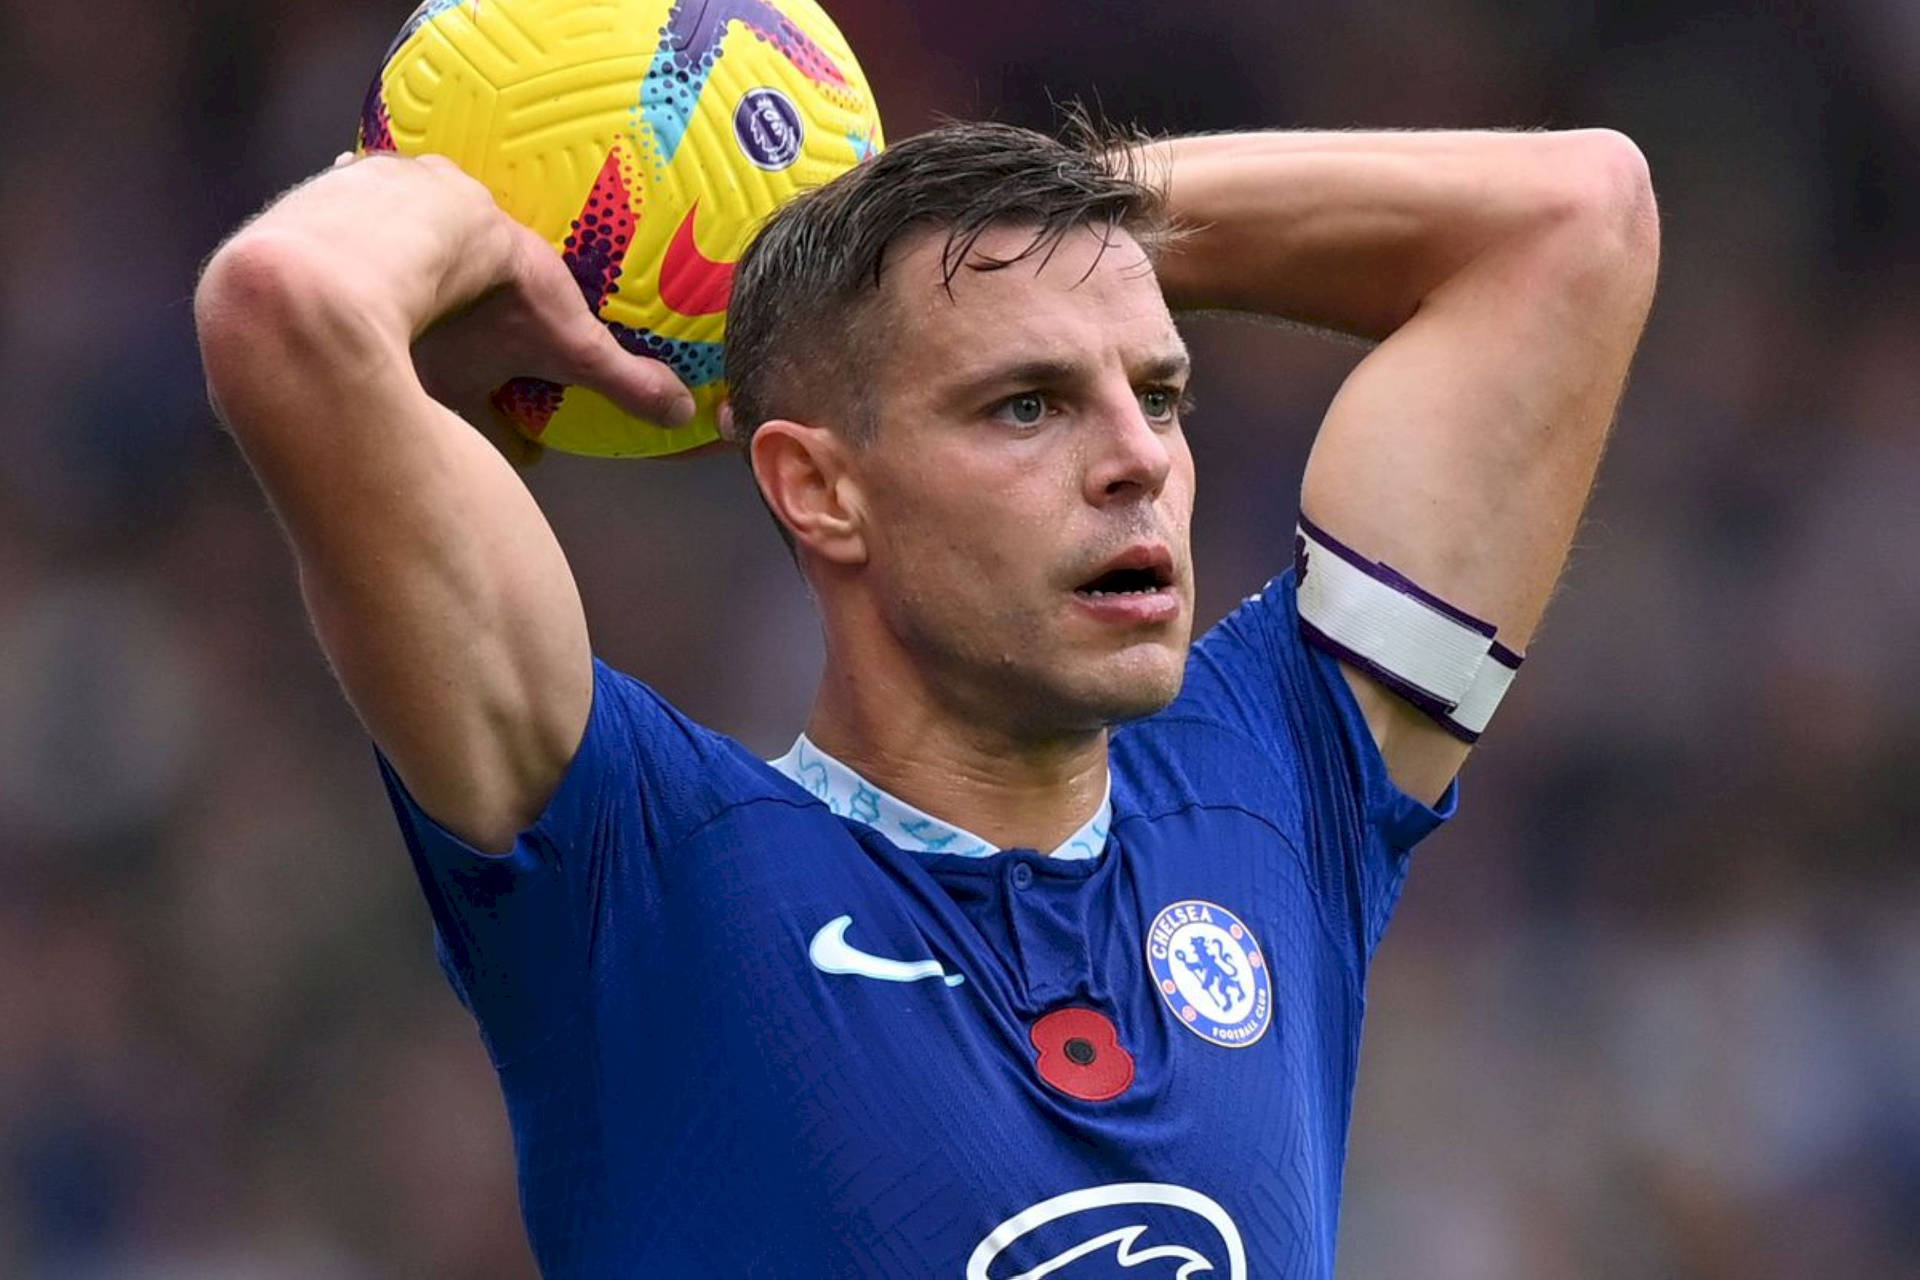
[379,570,1454,1278]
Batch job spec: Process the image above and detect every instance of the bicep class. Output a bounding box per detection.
[1300,138,1658,800]
[200,242,589,852]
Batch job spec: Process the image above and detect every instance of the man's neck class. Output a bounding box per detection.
[804,670,1110,855]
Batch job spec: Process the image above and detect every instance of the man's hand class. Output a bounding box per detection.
[197,152,688,849]
[314,153,695,448]
[405,189,696,463]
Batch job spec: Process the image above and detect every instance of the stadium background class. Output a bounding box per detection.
[1,0,1915,1274]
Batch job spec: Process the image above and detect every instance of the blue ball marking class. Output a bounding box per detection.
[608,324,726,388]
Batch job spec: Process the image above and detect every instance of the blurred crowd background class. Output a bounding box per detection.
[1,0,1915,1275]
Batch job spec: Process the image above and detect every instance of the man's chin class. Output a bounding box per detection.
[1005,685,1180,740]
[1095,681,1183,727]
[972,637,1189,738]
[1063,657,1188,729]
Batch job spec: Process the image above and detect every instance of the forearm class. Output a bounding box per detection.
[199,155,520,372]
[1151,129,1646,340]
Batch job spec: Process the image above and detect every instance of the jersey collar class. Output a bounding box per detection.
[769,734,1111,861]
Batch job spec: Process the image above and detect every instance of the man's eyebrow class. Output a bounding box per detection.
[952,357,1085,395]
[947,350,1193,398]
[1135,352,1193,383]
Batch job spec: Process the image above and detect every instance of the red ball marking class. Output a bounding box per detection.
[1181,1005,1197,1022]
[1229,923,1244,939]
[563,149,639,314]
[1249,951,1263,968]
[658,202,736,318]
[358,81,395,153]
[1029,1007,1134,1103]
[491,377,563,436]
[1160,979,1177,995]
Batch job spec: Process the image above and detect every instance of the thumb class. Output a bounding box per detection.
[578,323,699,429]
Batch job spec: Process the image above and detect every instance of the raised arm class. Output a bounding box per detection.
[194,154,693,851]
[1153,129,1660,802]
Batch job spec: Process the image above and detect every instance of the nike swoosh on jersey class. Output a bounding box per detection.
[658,204,735,317]
[808,915,965,987]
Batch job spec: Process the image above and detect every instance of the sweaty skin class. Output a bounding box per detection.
[750,222,1196,854]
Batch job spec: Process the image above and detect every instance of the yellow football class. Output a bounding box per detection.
[357,0,884,456]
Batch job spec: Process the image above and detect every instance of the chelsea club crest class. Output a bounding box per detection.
[1147,900,1273,1048]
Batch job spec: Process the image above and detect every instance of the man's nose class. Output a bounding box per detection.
[1084,392,1174,504]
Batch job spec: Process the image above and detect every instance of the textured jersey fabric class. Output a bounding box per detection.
[378,569,1454,1278]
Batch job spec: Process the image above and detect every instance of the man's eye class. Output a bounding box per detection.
[1140,388,1180,422]
[1000,393,1048,427]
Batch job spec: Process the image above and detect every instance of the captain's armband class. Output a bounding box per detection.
[1294,517,1523,743]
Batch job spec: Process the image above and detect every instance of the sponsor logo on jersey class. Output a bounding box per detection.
[967,1182,1245,1279]
[1146,900,1272,1048]
[734,87,804,170]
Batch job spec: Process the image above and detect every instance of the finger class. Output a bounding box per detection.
[576,327,698,428]
[333,150,357,168]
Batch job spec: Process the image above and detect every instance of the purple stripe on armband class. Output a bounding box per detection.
[1489,641,1524,669]
[1297,515,1498,638]
[1301,617,1485,745]
[1298,618,1460,724]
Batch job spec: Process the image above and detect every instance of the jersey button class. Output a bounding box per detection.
[1010,862,1035,890]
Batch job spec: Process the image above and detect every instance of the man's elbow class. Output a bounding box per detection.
[1523,130,1660,321]
[195,233,393,438]
[1561,130,1659,278]
[198,234,340,373]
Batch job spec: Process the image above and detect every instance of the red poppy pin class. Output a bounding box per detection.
[1030,1006,1135,1102]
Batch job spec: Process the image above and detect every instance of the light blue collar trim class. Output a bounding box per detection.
[770,734,1111,860]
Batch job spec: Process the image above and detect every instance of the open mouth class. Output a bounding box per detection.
[1074,564,1174,597]
[1072,544,1178,609]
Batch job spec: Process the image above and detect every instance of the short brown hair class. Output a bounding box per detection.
[724,117,1172,447]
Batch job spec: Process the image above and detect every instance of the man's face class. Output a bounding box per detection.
[846,221,1196,739]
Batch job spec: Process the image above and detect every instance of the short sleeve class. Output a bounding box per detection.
[377,658,726,1064]
[1170,569,1456,955]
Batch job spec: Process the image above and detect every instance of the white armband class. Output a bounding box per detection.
[1294,517,1525,743]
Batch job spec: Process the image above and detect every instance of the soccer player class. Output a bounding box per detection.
[195,120,1657,1276]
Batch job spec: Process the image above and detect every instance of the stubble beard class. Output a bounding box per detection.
[902,599,1190,743]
